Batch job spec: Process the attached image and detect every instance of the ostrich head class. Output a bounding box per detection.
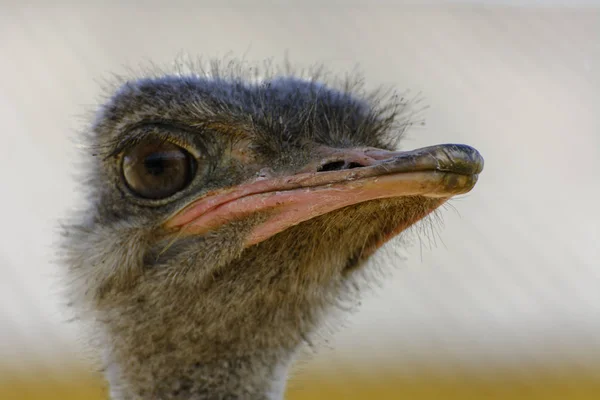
[61,63,483,399]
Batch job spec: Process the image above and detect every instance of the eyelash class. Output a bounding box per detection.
[104,122,205,160]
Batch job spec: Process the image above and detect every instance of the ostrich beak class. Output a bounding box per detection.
[164,144,484,247]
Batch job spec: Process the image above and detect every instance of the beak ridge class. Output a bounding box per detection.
[309,143,484,176]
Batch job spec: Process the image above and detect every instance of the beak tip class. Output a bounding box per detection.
[437,144,484,175]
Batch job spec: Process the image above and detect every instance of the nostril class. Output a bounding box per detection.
[317,161,347,172]
[317,160,367,172]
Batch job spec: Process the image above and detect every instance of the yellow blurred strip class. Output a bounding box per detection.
[1,367,600,399]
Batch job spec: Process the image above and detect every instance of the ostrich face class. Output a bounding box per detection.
[63,73,483,388]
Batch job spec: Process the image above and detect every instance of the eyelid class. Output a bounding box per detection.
[104,121,207,160]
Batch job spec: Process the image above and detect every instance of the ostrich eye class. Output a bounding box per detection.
[122,140,197,199]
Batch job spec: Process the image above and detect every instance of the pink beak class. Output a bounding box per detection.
[164,144,483,247]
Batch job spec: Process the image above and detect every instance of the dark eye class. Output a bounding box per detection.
[122,140,197,199]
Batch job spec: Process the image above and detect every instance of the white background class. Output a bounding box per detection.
[1,1,599,373]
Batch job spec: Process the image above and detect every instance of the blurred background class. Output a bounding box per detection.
[1,1,599,399]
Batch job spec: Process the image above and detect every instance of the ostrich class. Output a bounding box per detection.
[61,63,483,400]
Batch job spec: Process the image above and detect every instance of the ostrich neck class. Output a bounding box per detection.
[104,326,298,400]
[97,224,340,399]
[99,264,321,400]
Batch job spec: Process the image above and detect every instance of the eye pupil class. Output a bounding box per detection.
[122,141,197,200]
[144,152,169,176]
